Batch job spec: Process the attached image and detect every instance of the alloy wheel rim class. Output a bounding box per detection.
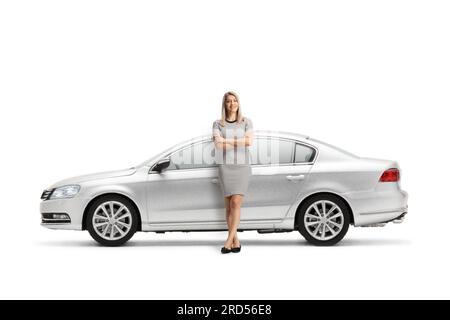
[92,201,132,241]
[304,200,344,241]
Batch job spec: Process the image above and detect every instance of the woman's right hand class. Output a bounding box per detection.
[214,135,224,143]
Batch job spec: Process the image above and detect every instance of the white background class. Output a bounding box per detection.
[1,0,449,299]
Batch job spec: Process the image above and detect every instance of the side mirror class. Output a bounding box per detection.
[152,158,171,173]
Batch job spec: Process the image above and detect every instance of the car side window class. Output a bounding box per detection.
[165,146,192,171]
[192,140,217,169]
[250,137,295,165]
[294,143,315,163]
[164,138,303,170]
[165,140,217,171]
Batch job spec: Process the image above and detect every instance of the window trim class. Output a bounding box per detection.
[149,136,319,174]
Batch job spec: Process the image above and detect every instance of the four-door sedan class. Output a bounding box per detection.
[40,131,408,246]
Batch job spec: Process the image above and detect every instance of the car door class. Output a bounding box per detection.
[243,136,316,222]
[146,139,225,226]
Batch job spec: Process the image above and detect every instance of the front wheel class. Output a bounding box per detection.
[297,195,350,246]
[86,195,138,246]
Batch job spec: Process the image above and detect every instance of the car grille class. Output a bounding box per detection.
[41,189,54,200]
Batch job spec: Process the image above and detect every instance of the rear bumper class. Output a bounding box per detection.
[383,211,407,224]
[346,188,408,226]
[356,207,408,226]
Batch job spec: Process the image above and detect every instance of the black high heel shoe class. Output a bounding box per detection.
[231,245,241,253]
[221,247,232,254]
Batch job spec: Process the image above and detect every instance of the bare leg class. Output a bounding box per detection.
[224,196,231,236]
[224,194,243,248]
[223,196,232,249]
[225,196,239,247]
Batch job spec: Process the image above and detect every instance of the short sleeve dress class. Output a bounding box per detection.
[212,117,253,197]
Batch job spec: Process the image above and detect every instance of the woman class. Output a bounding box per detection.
[212,91,254,254]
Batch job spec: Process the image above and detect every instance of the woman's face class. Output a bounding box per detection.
[225,94,239,114]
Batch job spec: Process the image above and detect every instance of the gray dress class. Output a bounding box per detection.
[212,117,253,197]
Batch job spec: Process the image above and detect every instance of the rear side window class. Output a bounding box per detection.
[294,143,315,163]
[248,137,295,165]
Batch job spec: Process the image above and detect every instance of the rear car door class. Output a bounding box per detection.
[243,137,316,222]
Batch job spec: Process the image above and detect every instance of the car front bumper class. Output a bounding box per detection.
[40,197,90,230]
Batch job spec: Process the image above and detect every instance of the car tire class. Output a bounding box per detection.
[297,194,350,246]
[86,195,138,246]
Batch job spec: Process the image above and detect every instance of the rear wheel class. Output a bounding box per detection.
[86,195,138,246]
[297,195,350,246]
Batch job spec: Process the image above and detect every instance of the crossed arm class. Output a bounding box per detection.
[213,132,254,150]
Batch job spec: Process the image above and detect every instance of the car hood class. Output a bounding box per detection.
[50,168,137,188]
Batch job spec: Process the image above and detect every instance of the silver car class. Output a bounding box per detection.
[40,131,408,246]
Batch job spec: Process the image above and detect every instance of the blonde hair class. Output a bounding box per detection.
[219,91,245,127]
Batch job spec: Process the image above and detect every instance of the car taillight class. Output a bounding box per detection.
[379,168,400,182]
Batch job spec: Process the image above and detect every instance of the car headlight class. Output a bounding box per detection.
[49,185,80,199]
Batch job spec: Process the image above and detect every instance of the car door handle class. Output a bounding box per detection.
[211,178,219,184]
[286,174,305,181]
